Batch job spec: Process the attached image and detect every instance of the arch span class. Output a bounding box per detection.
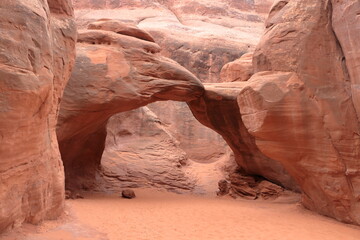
[56,20,204,189]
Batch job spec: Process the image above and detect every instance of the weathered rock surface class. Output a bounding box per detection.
[228,170,284,200]
[249,0,360,224]
[190,0,360,225]
[96,107,195,192]
[188,83,298,191]
[0,0,76,232]
[71,2,277,195]
[96,103,236,195]
[121,189,136,199]
[73,1,277,196]
[87,19,155,43]
[217,170,286,200]
[73,0,274,82]
[57,20,204,190]
[220,52,254,82]
[148,101,231,164]
[331,0,360,119]
[217,180,230,196]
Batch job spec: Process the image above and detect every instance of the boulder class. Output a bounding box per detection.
[217,180,230,196]
[122,189,136,199]
[227,170,284,200]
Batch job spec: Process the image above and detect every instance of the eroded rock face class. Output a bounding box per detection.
[250,0,360,224]
[228,170,285,200]
[96,107,195,192]
[72,1,277,194]
[57,20,204,189]
[148,101,231,164]
[190,0,360,225]
[0,0,76,232]
[188,83,298,191]
[220,52,254,82]
[331,0,360,119]
[71,1,277,195]
[73,0,274,82]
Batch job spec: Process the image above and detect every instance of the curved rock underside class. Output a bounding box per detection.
[97,102,236,194]
[0,0,76,232]
[188,82,299,191]
[71,0,277,195]
[189,0,360,225]
[56,19,204,190]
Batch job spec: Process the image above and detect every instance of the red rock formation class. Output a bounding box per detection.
[73,0,274,82]
[331,0,360,119]
[56,20,204,189]
[2,0,357,231]
[0,0,76,232]
[189,0,360,225]
[188,83,298,191]
[96,107,195,192]
[220,52,254,82]
[148,101,231,164]
[250,0,360,224]
[72,1,274,194]
[87,19,155,42]
[96,101,236,194]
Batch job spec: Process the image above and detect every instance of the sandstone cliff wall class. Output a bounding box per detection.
[189,0,360,224]
[0,0,76,232]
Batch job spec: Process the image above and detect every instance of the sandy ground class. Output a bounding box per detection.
[185,153,235,195]
[1,189,360,240]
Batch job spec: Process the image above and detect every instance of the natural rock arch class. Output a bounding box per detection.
[190,0,360,225]
[56,1,360,225]
[2,0,360,234]
[56,19,204,189]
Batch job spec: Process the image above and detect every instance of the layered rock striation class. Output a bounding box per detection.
[0,0,76,232]
[72,0,270,191]
[56,19,204,189]
[1,0,359,232]
[189,0,360,224]
[188,82,298,191]
[97,107,196,192]
[73,0,274,82]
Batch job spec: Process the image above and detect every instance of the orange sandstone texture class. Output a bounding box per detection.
[0,0,76,232]
[56,20,204,190]
[188,82,298,191]
[220,52,254,82]
[73,0,274,82]
[71,0,276,193]
[189,0,360,224]
[96,107,196,192]
[249,0,360,224]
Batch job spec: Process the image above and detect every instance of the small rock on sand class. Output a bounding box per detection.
[122,189,136,199]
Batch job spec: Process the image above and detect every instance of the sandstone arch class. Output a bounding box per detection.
[188,0,360,225]
[56,19,204,189]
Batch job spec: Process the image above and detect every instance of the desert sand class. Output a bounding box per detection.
[2,189,359,240]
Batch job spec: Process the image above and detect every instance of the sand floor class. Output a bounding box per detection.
[2,188,360,240]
